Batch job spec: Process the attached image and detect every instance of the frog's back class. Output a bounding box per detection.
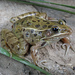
[13,16,52,30]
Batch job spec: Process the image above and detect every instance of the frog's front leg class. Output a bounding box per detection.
[60,38,75,54]
[1,29,29,59]
[31,41,48,64]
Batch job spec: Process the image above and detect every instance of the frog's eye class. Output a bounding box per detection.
[52,26,59,32]
[62,19,66,23]
[58,19,66,25]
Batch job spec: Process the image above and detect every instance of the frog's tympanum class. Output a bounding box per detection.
[1,12,72,58]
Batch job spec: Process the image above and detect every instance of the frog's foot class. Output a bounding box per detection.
[61,43,75,55]
[60,37,75,55]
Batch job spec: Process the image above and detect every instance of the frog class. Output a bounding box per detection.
[1,12,72,59]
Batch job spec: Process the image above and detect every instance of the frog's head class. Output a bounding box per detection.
[42,19,72,42]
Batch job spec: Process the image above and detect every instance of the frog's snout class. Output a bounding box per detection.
[67,28,72,35]
[62,27,72,35]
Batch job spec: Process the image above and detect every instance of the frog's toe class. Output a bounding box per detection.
[8,50,12,57]
[62,43,75,55]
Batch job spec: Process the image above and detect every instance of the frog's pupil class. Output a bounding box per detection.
[52,27,58,32]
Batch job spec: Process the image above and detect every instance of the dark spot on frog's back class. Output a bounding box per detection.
[42,25,47,28]
[48,25,52,28]
[38,20,40,22]
[34,34,37,37]
[35,25,40,28]
[27,22,32,26]
[39,31,42,34]
[21,20,24,25]
[32,20,36,22]
[31,29,34,33]
[43,20,47,22]
[26,32,29,37]
[46,22,50,24]
[23,29,25,31]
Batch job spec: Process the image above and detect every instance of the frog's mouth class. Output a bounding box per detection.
[42,30,72,41]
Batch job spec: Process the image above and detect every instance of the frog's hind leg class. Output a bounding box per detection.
[1,29,29,59]
[1,29,12,57]
[10,12,47,23]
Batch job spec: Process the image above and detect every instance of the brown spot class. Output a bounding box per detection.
[43,25,47,28]
[34,34,37,37]
[21,35,24,38]
[38,20,40,22]
[41,42,46,46]
[48,25,52,28]
[43,20,47,22]
[46,22,50,24]
[12,25,13,28]
[35,25,40,28]
[32,20,36,22]
[21,20,24,25]
[23,29,25,31]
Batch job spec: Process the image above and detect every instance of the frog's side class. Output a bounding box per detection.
[1,12,72,59]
